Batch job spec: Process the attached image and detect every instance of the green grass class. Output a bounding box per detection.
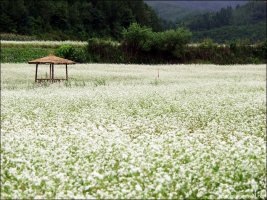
[1,47,56,63]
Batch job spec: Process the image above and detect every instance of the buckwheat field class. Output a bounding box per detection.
[1,64,266,199]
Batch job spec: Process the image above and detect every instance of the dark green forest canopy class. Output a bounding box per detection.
[0,0,161,40]
[0,0,266,43]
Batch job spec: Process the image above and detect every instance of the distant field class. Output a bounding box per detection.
[1,64,266,199]
[0,40,233,47]
[1,40,87,48]
[1,40,86,63]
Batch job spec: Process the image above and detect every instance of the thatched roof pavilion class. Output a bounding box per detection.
[28,55,75,82]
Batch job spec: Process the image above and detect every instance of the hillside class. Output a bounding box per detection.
[0,0,161,40]
[145,1,248,21]
[180,1,266,43]
[192,21,266,43]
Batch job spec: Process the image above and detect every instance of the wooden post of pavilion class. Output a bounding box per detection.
[66,64,68,81]
[52,64,54,81]
[28,55,75,83]
[49,64,52,79]
[35,64,38,82]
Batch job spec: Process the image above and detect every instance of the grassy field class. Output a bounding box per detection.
[1,40,86,63]
[1,63,266,199]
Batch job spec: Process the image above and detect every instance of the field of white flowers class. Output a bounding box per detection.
[1,63,266,199]
[1,40,87,47]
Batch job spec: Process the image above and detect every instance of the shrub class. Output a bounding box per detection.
[55,45,87,63]
[122,23,153,51]
[55,45,75,59]
[122,23,192,57]
[87,38,123,63]
[155,28,192,52]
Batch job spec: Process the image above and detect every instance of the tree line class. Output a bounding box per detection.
[0,0,265,43]
[0,0,162,40]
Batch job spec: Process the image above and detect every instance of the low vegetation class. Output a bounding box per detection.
[1,0,266,199]
[1,63,266,199]
[1,47,55,63]
[1,18,266,64]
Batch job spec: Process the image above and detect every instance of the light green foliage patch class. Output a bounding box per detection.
[1,64,266,199]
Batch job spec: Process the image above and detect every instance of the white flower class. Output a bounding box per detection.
[1,63,265,199]
[135,184,142,192]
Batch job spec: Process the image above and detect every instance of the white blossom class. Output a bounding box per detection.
[1,63,266,199]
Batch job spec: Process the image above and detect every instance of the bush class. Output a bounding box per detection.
[55,45,87,63]
[155,28,192,52]
[55,45,75,59]
[122,23,154,51]
[87,38,123,63]
[122,23,192,54]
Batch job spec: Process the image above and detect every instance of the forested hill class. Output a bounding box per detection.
[0,0,161,40]
[179,1,266,31]
[145,1,248,22]
[178,1,266,43]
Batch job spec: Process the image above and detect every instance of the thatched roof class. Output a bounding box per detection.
[28,55,75,64]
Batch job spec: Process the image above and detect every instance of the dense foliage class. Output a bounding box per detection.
[0,0,265,43]
[86,41,266,64]
[122,23,192,53]
[55,45,87,63]
[86,24,193,64]
[85,24,266,64]
[0,0,161,40]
